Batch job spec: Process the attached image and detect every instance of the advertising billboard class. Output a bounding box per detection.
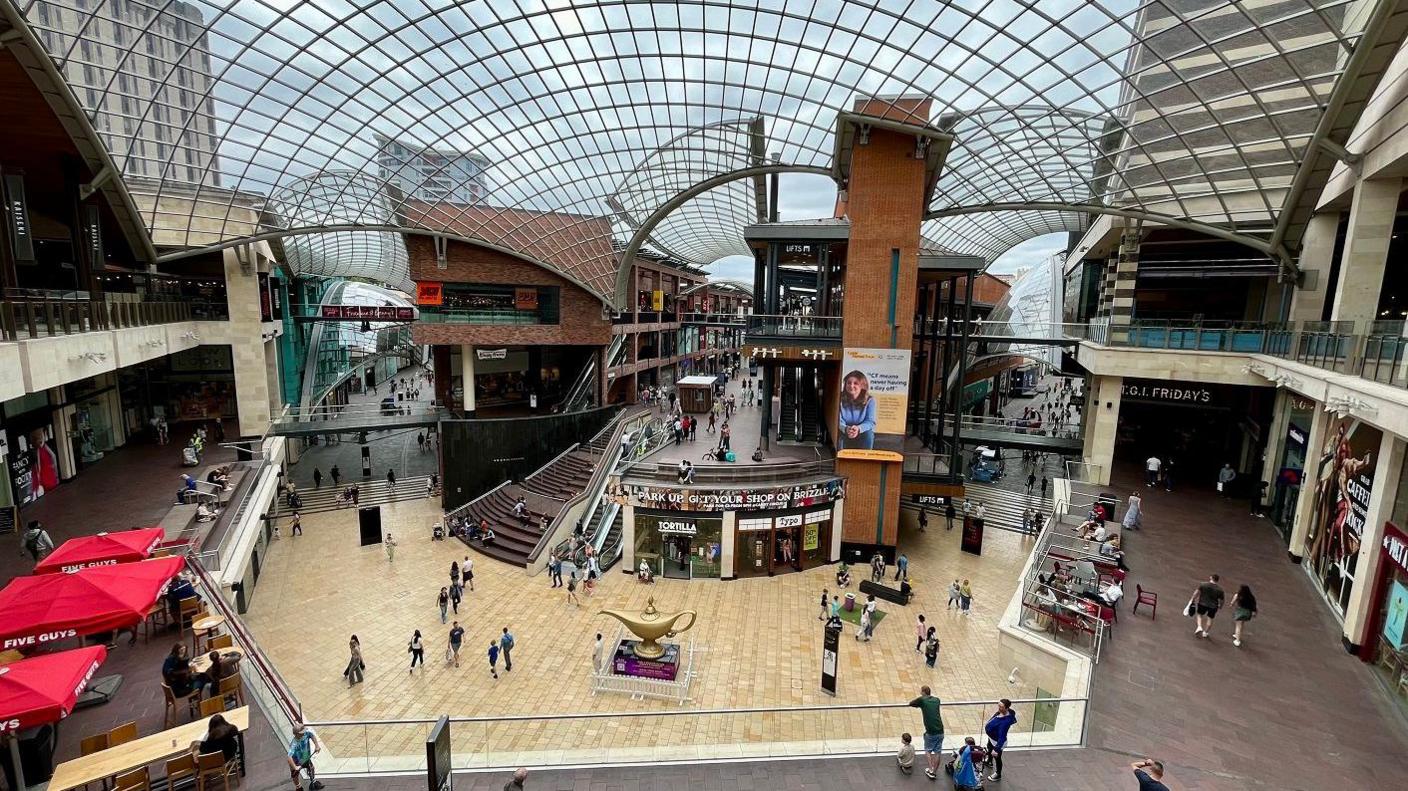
[837,348,910,461]
[1307,417,1381,614]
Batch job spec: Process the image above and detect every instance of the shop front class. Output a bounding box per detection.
[634,510,723,580]
[1365,520,1408,717]
[1114,378,1275,487]
[614,477,846,580]
[2,392,61,507]
[1271,395,1315,540]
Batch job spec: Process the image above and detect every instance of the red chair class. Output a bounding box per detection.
[1132,584,1158,619]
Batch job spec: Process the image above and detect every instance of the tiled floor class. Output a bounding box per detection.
[240,495,1038,764]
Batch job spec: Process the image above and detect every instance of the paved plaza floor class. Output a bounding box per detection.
[241,495,1038,764]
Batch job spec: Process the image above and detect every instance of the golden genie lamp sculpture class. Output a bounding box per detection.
[600,596,697,659]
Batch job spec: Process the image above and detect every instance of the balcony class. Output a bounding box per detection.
[417,308,555,325]
[744,314,843,342]
[1086,318,1408,389]
[1,291,227,342]
[680,311,746,326]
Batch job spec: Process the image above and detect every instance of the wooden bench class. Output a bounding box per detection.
[859,579,911,606]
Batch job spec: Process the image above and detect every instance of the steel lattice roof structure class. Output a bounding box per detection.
[6,0,1407,307]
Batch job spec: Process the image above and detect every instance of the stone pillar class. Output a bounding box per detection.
[622,504,636,570]
[1259,389,1293,497]
[1342,433,1406,651]
[1287,403,1330,561]
[1289,212,1340,323]
[1329,177,1402,331]
[834,103,927,554]
[460,344,476,415]
[264,337,282,420]
[1107,226,1141,342]
[1097,256,1117,318]
[1081,375,1122,485]
[720,511,736,580]
[224,246,273,437]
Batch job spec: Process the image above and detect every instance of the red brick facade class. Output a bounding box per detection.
[408,236,612,347]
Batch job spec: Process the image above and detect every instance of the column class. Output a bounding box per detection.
[223,246,273,437]
[1287,404,1330,561]
[1097,256,1117,318]
[720,511,737,579]
[1081,375,1122,485]
[622,505,636,570]
[1329,177,1402,330]
[1289,212,1339,323]
[1342,433,1406,652]
[460,344,476,415]
[1107,225,1141,343]
[1258,390,1293,499]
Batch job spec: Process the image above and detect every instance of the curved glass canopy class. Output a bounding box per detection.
[17,0,1363,300]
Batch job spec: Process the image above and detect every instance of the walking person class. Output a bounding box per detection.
[290,512,302,536]
[344,635,364,686]
[330,465,341,487]
[384,533,397,562]
[566,571,581,606]
[463,555,474,591]
[21,521,54,563]
[856,601,872,642]
[719,422,731,451]
[984,699,1017,782]
[448,621,464,667]
[945,501,956,531]
[1231,584,1258,647]
[313,467,323,489]
[438,587,449,624]
[947,579,961,610]
[1026,471,1036,493]
[500,627,515,672]
[923,628,940,668]
[918,508,928,532]
[959,579,973,615]
[895,552,909,582]
[417,432,426,453]
[407,630,424,672]
[1145,455,1162,487]
[914,614,927,652]
[1123,491,1143,531]
[1217,463,1236,498]
[487,641,500,679]
[1040,476,1048,499]
[592,633,605,673]
[908,686,944,780]
[819,588,830,621]
[449,578,462,614]
[450,560,461,592]
[1191,573,1225,639]
[387,468,397,489]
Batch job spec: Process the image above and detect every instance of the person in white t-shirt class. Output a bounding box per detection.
[1145,456,1162,487]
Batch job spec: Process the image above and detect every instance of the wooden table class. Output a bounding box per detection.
[191,614,226,651]
[0,649,24,666]
[190,647,244,675]
[47,706,250,791]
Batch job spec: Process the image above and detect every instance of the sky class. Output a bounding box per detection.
[704,173,1069,282]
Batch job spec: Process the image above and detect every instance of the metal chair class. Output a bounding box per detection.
[107,721,138,747]
[1132,584,1158,619]
[162,682,201,727]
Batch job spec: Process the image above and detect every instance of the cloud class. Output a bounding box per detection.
[988,233,1070,275]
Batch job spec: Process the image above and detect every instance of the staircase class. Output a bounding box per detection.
[285,476,434,515]
[454,416,622,566]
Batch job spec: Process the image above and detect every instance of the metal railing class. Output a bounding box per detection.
[0,296,225,341]
[416,308,556,325]
[901,452,953,477]
[1015,496,1110,662]
[547,410,656,567]
[940,413,1082,441]
[679,311,747,325]
[745,313,842,338]
[302,696,1089,774]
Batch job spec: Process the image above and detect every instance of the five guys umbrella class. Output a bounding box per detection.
[0,645,108,790]
[0,557,185,651]
[32,528,166,575]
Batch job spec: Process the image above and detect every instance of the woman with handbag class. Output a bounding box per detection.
[344,635,364,686]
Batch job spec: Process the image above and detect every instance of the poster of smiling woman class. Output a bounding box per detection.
[837,348,910,461]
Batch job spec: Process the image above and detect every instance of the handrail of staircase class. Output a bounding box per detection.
[529,408,652,565]
[443,480,511,525]
[185,557,303,724]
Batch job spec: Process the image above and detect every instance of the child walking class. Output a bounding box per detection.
[947,580,961,610]
[487,641,500,679]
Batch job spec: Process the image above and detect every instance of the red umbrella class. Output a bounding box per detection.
[0,646,107,790]
[0,557,185,651]
[33,527,166,575]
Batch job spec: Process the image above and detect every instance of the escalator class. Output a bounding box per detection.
[777,366,797,442]
[799,368,823,444]
[599,506,625,571]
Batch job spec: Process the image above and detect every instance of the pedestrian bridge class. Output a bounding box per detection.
[938,414,1084,454]
[269,403,446,437]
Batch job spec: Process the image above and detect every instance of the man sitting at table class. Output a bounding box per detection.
[166,574,200,624]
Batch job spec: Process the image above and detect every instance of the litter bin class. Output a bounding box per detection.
[844,593,857,612]
[0,724,56,788]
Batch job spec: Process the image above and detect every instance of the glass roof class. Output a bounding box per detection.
[18,0,1362,300]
